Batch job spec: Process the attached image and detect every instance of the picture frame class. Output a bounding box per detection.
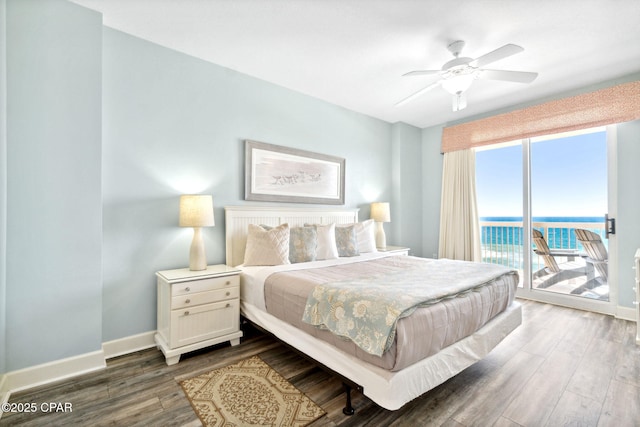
[245,140,345,205]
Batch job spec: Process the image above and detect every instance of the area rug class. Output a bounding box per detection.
[180,355,326,426]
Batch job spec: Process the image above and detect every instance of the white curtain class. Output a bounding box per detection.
[438,149,481,262]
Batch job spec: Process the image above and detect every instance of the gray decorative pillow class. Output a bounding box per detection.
[335,225,359,257]
[289,226,318,263]
[244,223,290,266]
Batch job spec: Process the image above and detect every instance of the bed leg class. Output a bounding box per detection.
[342,383,355,416]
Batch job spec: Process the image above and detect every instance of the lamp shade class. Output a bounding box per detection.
[370,202,390,223]
[179,195,215,227]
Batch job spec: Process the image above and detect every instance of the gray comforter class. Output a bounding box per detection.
[264,255,518,371]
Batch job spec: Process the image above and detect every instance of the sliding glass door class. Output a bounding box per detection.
[530,129,609,299]
[477,127,616,314]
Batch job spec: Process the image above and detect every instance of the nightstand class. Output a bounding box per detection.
[378,246,410,256]
[155,264,243,365]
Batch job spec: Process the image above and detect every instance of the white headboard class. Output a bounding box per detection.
[224,205,359,267]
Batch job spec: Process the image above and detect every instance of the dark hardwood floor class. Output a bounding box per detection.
[2,299,639,426]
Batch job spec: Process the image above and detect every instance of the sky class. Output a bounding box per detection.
[476,129,607,218]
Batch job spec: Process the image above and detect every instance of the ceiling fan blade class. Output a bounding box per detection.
[480,69,538,83]
[471,44,524,68]
[402,70,440,77]
[395,81,442,106]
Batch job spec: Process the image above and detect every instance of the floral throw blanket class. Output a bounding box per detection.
[302,258,514,356]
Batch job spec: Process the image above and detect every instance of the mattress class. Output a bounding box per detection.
[242,254,518,371]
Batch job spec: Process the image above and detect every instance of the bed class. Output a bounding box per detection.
[225,205,522,412]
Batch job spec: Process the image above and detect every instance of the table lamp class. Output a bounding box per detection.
[370,202,390,249]
[179,194,215,270]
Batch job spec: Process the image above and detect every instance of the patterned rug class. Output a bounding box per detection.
[180,355,326,426]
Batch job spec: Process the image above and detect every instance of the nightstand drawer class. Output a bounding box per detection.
[169,299,240,348]
[171,286,239,309]
[171,275,239,296]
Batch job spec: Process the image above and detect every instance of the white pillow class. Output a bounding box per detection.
[337,219,377,253]
[310,223,339,260]
[244,223,291,266]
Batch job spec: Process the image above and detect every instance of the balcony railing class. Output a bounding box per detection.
[480,219,606,272]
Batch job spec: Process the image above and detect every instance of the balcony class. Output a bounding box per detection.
[480,219,608,300]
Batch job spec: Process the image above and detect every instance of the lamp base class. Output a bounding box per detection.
[375,221,387,249]
[189,227,207,271]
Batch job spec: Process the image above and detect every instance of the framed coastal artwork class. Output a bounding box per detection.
[244,140,345,204]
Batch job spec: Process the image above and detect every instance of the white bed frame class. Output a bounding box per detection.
[224,205,522,411]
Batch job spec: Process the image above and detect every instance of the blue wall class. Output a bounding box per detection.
[101,28,397,341]
[391,122,423,255]
[421,126,444,259]
[616,120,640,307]
[1,0,638,377]
[1,0,7,377]
[2,0,415,371]
[5,0,103,370]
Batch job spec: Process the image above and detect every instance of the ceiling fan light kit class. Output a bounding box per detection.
[397,40,538,111]
[441,72,477,95]
[452,92,467,112]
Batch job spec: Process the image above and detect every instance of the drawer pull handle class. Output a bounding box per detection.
[185,287,190,292]
[184,311,190,316]
[226,292,231,296]
[225,280,231,285]
[185,299,191,304]
[225,303,231,308]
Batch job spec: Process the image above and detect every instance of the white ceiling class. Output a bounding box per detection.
[72,0,640,128]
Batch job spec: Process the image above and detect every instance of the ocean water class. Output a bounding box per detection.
[480,216,605,249]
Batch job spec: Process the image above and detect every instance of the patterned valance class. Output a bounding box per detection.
[441,80,640,153]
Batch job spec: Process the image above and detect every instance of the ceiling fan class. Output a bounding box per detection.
[396,40,538,111]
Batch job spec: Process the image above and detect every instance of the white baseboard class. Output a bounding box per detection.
[6,350,106,395]
[2,330,157,403]
[0,373,8,405]
[616,305,638,322]
[102,330,157,359]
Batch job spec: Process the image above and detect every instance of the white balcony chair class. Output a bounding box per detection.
[574,228,608,281]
